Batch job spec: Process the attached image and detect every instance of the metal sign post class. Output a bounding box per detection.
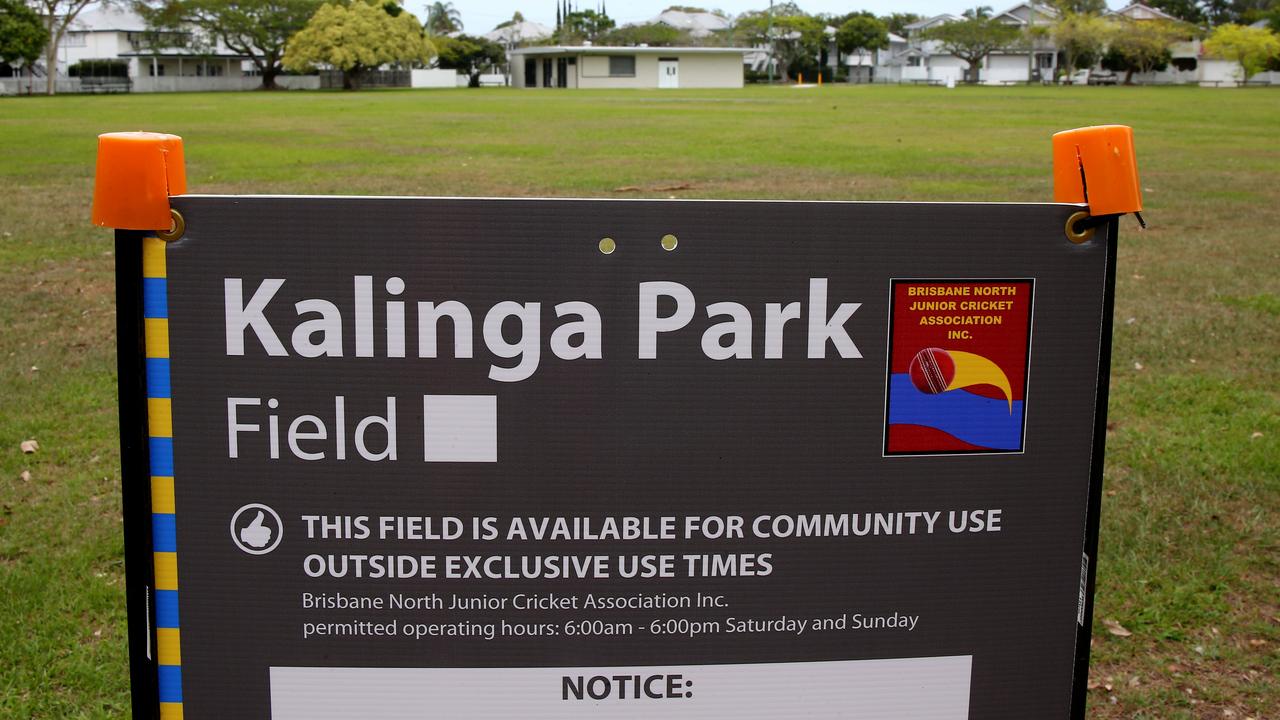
[96,127,1142,719]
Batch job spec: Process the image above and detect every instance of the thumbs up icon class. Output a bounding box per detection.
[240,511,272,548]
[230,503,282,555]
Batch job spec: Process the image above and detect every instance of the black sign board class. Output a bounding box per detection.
[116,197,1117,719]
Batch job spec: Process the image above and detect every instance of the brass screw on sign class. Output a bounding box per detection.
[1064,211,1094,244]
[157,209,186,242]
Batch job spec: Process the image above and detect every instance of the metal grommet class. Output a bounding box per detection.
[1065,210,1094,244]
[156,209,185,242]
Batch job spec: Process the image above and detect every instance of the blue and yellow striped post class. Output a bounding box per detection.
[144,236,183,720]
[94,131,188,720]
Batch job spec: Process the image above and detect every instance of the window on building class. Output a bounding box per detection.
[608,55,635,77]
[1037,53,1054,70]
[556,57,568,87]
[60,32,87,47]
[907,56,922,67]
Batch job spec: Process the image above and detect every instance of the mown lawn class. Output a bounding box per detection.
[0,85,1276,718]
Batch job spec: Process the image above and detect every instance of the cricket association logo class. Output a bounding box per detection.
[884,279,1034,455]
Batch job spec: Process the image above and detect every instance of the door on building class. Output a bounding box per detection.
[524,58,537,87]
[542,59,552,87]
[556,58,568,88]
[658,58,679,89]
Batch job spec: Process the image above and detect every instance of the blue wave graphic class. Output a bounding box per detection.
[887,374,1024,450]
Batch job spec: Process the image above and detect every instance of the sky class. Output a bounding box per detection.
[432,0,1117,36]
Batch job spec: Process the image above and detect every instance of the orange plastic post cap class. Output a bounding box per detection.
[1052,125,1142,216]
[91,132,187,230]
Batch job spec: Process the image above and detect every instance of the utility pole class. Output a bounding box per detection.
[1027,2,1037,83]
[767,0,774,84]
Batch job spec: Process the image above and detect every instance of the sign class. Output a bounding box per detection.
[117,196,1117,719]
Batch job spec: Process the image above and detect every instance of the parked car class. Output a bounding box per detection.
[1060,69,1119,85]
[1087,70,1119,86]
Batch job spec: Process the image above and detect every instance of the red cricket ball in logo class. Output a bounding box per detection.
[909,347,956,394]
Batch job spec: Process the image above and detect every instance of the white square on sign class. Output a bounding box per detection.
[423,395,497,462]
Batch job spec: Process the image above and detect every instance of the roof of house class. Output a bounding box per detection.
[650,9,731,37]
[1108,3,1184,22]
[69,6,149,33]
[484,20,553,44]
[904,14,963,31]
[511,45,751,56]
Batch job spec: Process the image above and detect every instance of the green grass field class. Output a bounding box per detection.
[1,85,1276,718]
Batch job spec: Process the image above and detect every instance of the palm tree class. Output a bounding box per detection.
[426,1,463,34]
[962,6,994,19]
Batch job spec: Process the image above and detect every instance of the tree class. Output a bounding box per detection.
[1103,18,1186,84]
[601,22,688,47]
[735,4,825,81]
[1047,0,1107,13]
[1144,0,1205,23]
[1203,23,1280,81]
[836,14,890,78]
[425,1,461,35]
[881,12,922,36]
[493,10,524,30]
[283,1,433,89]
[558,8,614,43]
[136,0,323,90]
[31,0,96,94]
[434,33,503,86]
[923,12,1022,83]
[1050,12,1111,82]
[1,0,48,70]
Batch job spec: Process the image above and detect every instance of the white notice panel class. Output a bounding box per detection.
[271,656,972,719]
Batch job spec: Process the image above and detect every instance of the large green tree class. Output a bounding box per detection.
[1203,23,1280,80]
[836,13,890,78]
[1050,12,1111,82]
[1102,17,1187,84]
[557,9,614,43]
[283,0,433,89]
[136,0,323,90]
[923,10,1022,83]
[735,3,825,81]
[880,12,922,35]
[424,1,460,35]
[434,33,503,86]
[1,0,48,69]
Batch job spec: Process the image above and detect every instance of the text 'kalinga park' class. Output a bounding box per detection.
[224,276,865,381]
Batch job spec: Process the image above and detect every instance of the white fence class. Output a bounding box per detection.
[0,77,82,95]
[132,75,319,93]
[411,69,457,88]
[1,75,320,95]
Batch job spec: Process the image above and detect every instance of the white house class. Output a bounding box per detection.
[19,5,319,93]
[877,4,1060,85]
[511,46,749,89]
[483,20,554,46]
[1106,3,1246,85]
[57,8,253,85]
[649,9,732,38]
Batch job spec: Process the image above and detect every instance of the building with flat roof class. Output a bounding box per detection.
[510,46,749,89]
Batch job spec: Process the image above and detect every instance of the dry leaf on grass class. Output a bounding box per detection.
[19,470,31,482]
[20,439,39,453]
[1102,618,1132,637]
